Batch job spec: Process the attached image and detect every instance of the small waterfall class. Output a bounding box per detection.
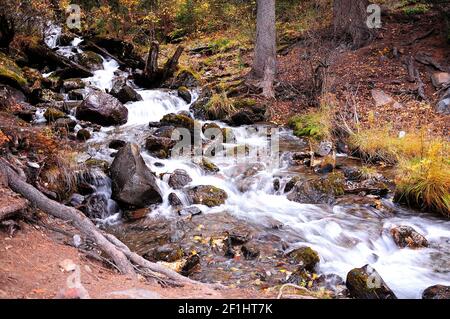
[44,23,61,49]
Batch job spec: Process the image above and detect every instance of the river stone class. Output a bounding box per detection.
[108,139,126,150]
[79,194,110,219]
[168,169,192,189]
[390,225,428,249]
[431,72,450,88]
[186,185,228,207]
[76,91,128,126]
[110,77,143,104]
[436,97,450,115]
[44,107,66,122]
[228,104,266,126]
[160,113,196,133]
[177,86,192,103]
[62,78,85,91]
[76,129,91,141]
[346,265,397,299]
[422,285,450,299]
[168,192,183,207]
[241,242,260,260]
[315,141,333,157]
[54,118,77,132]
[110,143,162,208]
[124,208,150,221]
[287,246,320,271]
[200,158,219,173]
[145,135,176,159]
[149,244,184,262]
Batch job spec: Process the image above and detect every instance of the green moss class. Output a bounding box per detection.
[288,110,330,141]
[313,172,345,196]
[160,113,196,131]
[205,93,235,120]
[85,159,110,172]
[232,97,256,109]
[0,52,28,88]
[403,3,430,15]
[288,247,320,271]
[201,157,220,173]
[176,67,201,81]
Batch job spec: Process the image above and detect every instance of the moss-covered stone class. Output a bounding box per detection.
[160,113,197,132]
[177,86,192,103]
[288,246,320,271]
[44,107,66,122]
[232,97,257,109]
[84,158,110,172]
[288,112,329,141]
[40,89,64,103]
[0,52,28,89]
[77,51,103,70]
[200,157,220,173]
[346,265,397,299]
[186,185,228,207]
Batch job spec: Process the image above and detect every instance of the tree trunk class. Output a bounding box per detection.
[0,14,15,50]
[251,0,277,80]
[333,0,373,48]
[144,41,159,77]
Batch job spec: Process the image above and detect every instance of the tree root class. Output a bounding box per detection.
[0,158,220,289]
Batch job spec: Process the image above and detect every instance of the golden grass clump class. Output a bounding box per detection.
[394,141,450,217]
[205,92,236,120]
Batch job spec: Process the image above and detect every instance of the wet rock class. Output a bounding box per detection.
[431,72,450,88]
[190,88,212,119]
[228,104,266,126]
[180,254,201,276]
[284,176,301,193]
[145,134,176,159]
[168,192,183,207]
[76,91,128,126]
[223,239,236,258]
[346,265,397,299]
[13,103,36,122]
[160,113,196,133]
[422,285,450,299]
[287,246,320,271]
[200,158,219,173]
[241,243,260,260]
[186,185,228,207]
[202,122,221,133]
[436,95,450,115]
[110,77,143,104]
[54,118,77,132]
[170,69,200,89]
[148,244,184,262]
[44,107,66,122]
[0,52,28,91]
[178,206,202,217]
[124,208,150,221]
[315,141,333,157]
[390,225,428,249]
[68,88,90,100]
[342,166,364,181]
[108,139,126,150]
[76,129,91,141]
[168,169,192,189]
[76,51,103,71]
[273,178,280,191]
[37,89,64,103]
[62,78,85,91]
[80,194,109,219]
[68,193,84,207]
[287,173,345,205]
[227,227,252,245]
[177,86,192,103]
[110,143,162,208]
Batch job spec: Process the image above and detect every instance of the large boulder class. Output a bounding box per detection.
[0,52,28,92]
[76,51,103,71]
[390,225,428,249]
[110,77,143,104]
[76,91,128,126]
[185,185,228,207]
[110,143,162,208]
[346,265,397,299]
[227,104,266,126]
[287,173,345,205]
[422,285,450,299]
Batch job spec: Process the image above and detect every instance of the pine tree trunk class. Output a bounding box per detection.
[333,0,373,48]
[251,0,277,80]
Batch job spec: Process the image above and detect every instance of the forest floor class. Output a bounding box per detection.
[0,220,269,299]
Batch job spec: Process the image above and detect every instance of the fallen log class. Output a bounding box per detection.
[0,158,202,286]
[24,43,93,78]
[83,41,126,67]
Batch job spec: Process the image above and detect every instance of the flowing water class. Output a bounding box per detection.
[42,31,450,299]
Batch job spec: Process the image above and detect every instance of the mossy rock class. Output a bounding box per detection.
[288,247,320,271]
[222,128,236,143]
[44,107,66,122]
[40,89,64,103]
[233,97,257,109]
[77,51,103,70]
[346,265,397,299]
[150,244,184,262]
[200,157,220,173]
[160,113,196,132]
[0,52,28,90]
[313,172,345,196]
[177,86,192,103]
[171,68,201,88]
[186,185,228,207]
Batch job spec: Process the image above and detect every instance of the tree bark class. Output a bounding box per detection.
[0,14,15,50]
[333,0,374,48]
[145,41,159,77]
[251,0,277,80]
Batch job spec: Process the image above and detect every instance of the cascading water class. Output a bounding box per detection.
[45,29,450,299]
